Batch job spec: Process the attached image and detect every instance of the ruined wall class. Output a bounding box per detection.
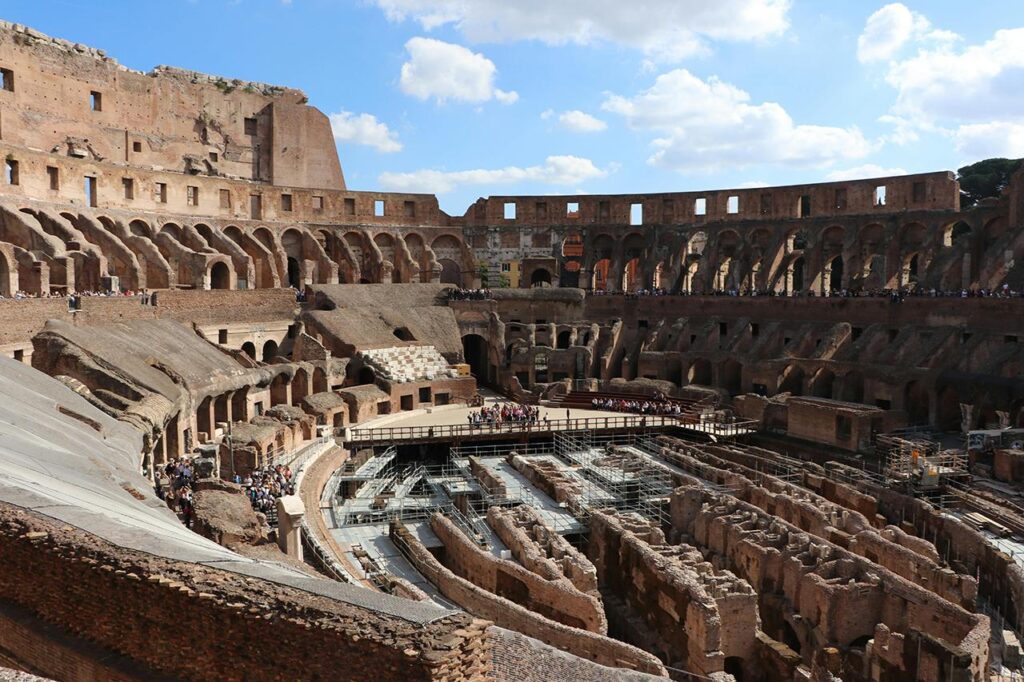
[430,512,606,634]
[389,521,667,677]
[0,503,491,682]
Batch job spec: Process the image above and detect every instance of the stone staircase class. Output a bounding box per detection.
[360,345,458,383]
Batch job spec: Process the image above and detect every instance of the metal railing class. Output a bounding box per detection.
[346,415,677,444]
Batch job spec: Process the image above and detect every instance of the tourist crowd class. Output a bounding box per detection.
[157,457,197,527]
[0,288,158,307]
[448,288,492,300]
[591,396,685,416]
[234,464,295,516]
[588,285,1024,299]
[468,403,541,427]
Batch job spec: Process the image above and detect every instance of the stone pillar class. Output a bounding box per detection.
[959,402,976,435]
[276,495,305,561]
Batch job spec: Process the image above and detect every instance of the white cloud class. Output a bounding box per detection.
[378,155,608,193]
[601,69,873,172]
[399,37,517,105]
[954,122,1024,159]
[374,0,792,63]
[545,110,608,133]
[328,111,402,153]
[857,3,959,63]
[825,164,907,181]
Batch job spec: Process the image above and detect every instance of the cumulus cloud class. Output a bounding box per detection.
[328,111,402,153]
[601,69,873,172]
[374,0,791,63]
[874,22,1024,159]
[954,122,1024,159]
[399,37,518,105]
[856,3,956,63]
[378,155,608,193]
[542,109,608,133]
[825,164,907,181]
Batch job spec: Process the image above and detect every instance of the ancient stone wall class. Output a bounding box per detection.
[430,512,606,634]
[389,521,667,677]
[0,503,491,682]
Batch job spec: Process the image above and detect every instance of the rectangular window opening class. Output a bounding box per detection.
[598,200,610,220]
[122,177,134,200]
[219,188,231,210]
[535,201,548,219]
[47,166,59,191]
[281,193,293,212]
[209,151,219,163]
[567,201,580,218]
[314,195,326,212]
[798,194,811,218]
[89,91,102,112]
[155,182,167,204]
[132,141,142,153]
[374,199,385,217]
[343,197,354,215]
[404,200,415,218]
[249,194,262,220]
[834,188,847,210]
[503,202,517,220]
[912,181,926,203]
[760,193,773,215]
[4,158,18,185]
[874,185,887,206]
[85,176,97,207]
[218,329,228,344]
[244,117,258,136]
[0,68,13,92]
[726,195,739,214]
[694,197,707,216]
[630,202,643,225]
[186,185,199,207]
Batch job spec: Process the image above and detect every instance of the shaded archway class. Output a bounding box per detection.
[241,342,256,359]
[287,256,301,289]
[462,334,491,384]
[358,366,376,385]
[840,370,865,403]
[313,367,328,393]
[530,268,552,288]
[291,368,309,406]
[687,358,712,386]
[778,365,805,395]
[936,385,962,431]
[438,258,461,285]
[210,261,231,290]
[810,368,835,399]
[904,380,929,425]
[262,340,279,362]
[556,330,572,350]
[720,359,742,396]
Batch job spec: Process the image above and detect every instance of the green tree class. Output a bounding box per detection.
[957,157,1023,207]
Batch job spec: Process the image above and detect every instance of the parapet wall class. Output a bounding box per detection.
[0,503,490,682]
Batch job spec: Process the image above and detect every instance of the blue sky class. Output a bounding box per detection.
[6,1,1024,214]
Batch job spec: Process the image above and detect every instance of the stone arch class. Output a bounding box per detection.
[262,340,279,362]
[687,358,712,386]
[809,368,835,399]
[778,365,805,395]
[556,330,572,349]
[720,359,742,396]
[313,367,328,393]
[432,234,472,286]
[292,367,309,405]
[713,229,742,291]
[463,333,492,384]
[530,268,552,288]
[241,341,256,359]
[840,370,865,403]
[209,261,231,290]
[225,225,277,289]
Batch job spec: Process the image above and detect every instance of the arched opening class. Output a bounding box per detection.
[904,381,930,425]
[592,258,611,291]
[827,255,843,293]
[790,257,805,293]
[530,268,552,288]
[841,371,865,404]
[622,257,641,292]
[393,327,415,341]
[438,258,461,285]
[287,256,301,289]
[241,342,256,359]
[270,373,289,407]
[778,365,805,396]
[810,368,835,399]
[313,367,328,393]
[945,221,972,247]
[720,359,742,396]
[848,635,872,650]
[210,261,231,290]
[906,253,920,282]
[556,330,572,350]
[936,385,961,431]
[262,340,279,362]
[291,368,309,405]
[358,366,376,385]
[724,657,744,682]
[462,334,491,384]
[687,359,712,386]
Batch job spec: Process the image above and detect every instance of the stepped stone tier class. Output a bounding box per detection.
[0,17,1021,682]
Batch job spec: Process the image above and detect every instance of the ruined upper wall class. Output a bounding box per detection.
[0,21,344,191]
[464,172,960,228]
